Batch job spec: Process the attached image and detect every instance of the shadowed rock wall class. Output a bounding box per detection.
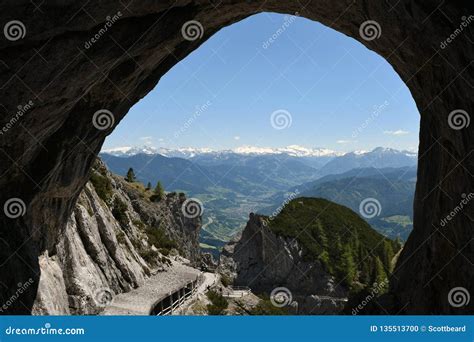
[0,0,472,314]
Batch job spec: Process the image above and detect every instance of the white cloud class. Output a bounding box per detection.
[234,136,240,141]
[383,130,409,136]
[139,136,154,145]
[337,140,355,144]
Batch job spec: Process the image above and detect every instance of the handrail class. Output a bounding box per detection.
[149,275,200,316]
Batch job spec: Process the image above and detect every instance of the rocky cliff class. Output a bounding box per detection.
[220,198,400,314]
[220,213,346,314]
[32,160,201,315]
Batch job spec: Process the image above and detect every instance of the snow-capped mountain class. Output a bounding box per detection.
[232,145,343,157]
[100,145,417,172]
[101,145,342,158]
[318,147,417,176]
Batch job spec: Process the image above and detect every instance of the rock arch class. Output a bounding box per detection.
[0,1,472,314]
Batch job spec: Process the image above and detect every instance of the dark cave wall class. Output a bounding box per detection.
[0,0,472,314]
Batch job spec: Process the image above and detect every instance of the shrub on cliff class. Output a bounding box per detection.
[90,172,113,203]
[206,290,228,315]
[112,197,128,226]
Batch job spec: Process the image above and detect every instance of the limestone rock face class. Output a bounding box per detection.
[31,160,201,314]
[32,254,70,315]
[0,1,472,314]
[220,214,345,314]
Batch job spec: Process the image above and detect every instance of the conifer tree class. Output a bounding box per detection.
[151,181,165,202]
[125,168,136,182]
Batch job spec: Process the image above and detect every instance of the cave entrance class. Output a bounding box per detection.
[0,2,471,314]
[99,13,419,309]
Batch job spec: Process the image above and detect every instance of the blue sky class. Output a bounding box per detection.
[104,12,420,153]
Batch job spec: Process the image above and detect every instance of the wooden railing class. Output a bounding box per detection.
[149,275,202,316]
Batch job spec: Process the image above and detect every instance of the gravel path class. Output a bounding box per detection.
[101,260,201,315]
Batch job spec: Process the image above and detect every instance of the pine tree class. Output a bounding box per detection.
[151,181,165,202]
[125,168,136,182]
[146,182,152,190]
[314,220,328,249]
[371,256,388,292]
[340,244,356,287]
[382,240,395,272]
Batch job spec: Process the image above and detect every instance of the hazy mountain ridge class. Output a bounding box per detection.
[100,147,418,250]
[262,166,417,240]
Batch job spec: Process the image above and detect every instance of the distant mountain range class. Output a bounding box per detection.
[318,147,417,176]
[100,146,418,249]
[101,144,344,158]
[102,145,417,171]
[261,166,417,241]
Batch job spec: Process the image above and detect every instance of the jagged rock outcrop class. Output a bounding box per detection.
[32,160,201,314]
[0,1,472,314]
[220,213,346,314]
